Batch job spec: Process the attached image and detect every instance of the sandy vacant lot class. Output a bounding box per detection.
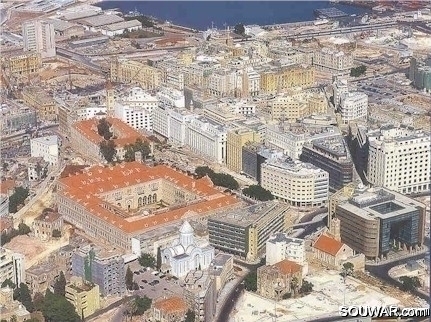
[4,235,45,264]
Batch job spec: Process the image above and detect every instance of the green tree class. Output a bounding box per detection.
[53,271,66,297]
[242,185,274,201]
[282,292,292,299]
[138,253,156,268]
[299,280,313,294]
[399,276,421,292]
[156,246,162,270]
[1,278,16,289]
[42,289,80,322]
[8,186,29,213]
[244,272,257,292]
[99,140,117,163]
[133,295,152,315]
[185,309,196,322]
[18,222,31,235]
[14,283,34,312]
[195,166,214,179]
[341,262,354,282]
[97,118,112,140]
[52,229,61,238]
[350,65,367,77]
[124,138,151,162]
[290,276,299,297]
[234,23,245,35]
[10,316,17,322]
[33,292,45,311]
[125,266,134,290]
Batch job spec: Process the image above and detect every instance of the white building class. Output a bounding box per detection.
[0,248,25,286]
[22,20,56,58]
[100,20,142,36]
[340,91,368,124]
[208,70,240,97]
[156,87,185,108]
[240,67,260,97]
[261,158,329,207]
[313,48,353,75]
[367,125,430,194]
[166,71,184,91]
[76,107,107,120]
[161,221,215,278]
[266,233,308,276]
[186,117,227,164]
[114,87,158,131]
[30,135,59,166]
[332,77,349,109]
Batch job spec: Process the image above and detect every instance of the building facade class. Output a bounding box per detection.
[266,233,307,271]
[30,135,59,166]
[259,65,315,94]
[110,58,162,90]
[33,210,63,241]
[0,248,25,286]
[23,20,56,58]
[313,48,353,75]
[65,276,100,318]
[226,128,260,173]
[340,92,368,124]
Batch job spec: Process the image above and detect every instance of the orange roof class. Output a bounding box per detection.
[313,234,343,256]
[0,180,15,195]
[58,161,240,234]
[0,217,13,232]
[273,259,302,275]
[60,165,88,178]
[154,296,187,314]
[35,211,61,223]
[73,117,147,147]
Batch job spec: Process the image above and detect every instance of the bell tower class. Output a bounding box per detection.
[106,80,115,116]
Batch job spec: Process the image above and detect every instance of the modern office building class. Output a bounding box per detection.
[65,276,100,318]
[22,20,56,58]
[261,158,329,207]
[367,125,430,194]
[242,144,283,183]
[335,187,426,260]
[0,248,25,286]
[340,91,368,124]
[300,136,353,191]
[208,201,293,261]
[71,245,125,296]
[409,56,431,91]
[226,128,260,173]
[30,135,59,166]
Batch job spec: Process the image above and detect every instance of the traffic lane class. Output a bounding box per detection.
[216,284,244,322]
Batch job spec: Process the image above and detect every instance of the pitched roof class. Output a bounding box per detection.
[313,234,344,256]
[154,296,187,314]
[273,259,302,275]
[0,180,15,195]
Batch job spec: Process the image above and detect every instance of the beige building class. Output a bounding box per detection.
[22,20,56,58]
[151,296,188,322]
[3,52,41,79]
[65,276,100,319]
[257,259,303,300]
[25,261,61,295]
[260,65,315,94]
[33,210,64,241]
[0,248,25,286]
[111,58,162,90]
[312,233,354,268]
[313,48,353,75]
[21,86,57,121]
[0,287,31,322]
[226,128,260,173]
[208,253,234,295]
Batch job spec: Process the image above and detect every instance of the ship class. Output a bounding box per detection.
[125,8,141,18]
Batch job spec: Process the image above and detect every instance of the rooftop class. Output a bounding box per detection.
[313,234,344,257]
[31,135,58,146]
[75,14,124,27]
[154,296,187,314]
[273,259,302,275]
[264,158,327,176]
[102,19,141,31]
[268,233,304,246]
[309,135,350,159]
[35,210,61,223]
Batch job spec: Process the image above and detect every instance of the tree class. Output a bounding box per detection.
[52,229,61,238]
[18,222,31,235]
[299,280,313,294]
[42,289,80,322]
[195,166,214,179]
[242,185,274,201]
[33,292,45,311]
[290,276,299,297]
[282,292,292,299]
[126,266,134,290]
[14,283,34,312]
[341,262,354,282]
[185,309,195,322]
[133,295,152,315]
[234,23,245,36]
[8,186,29,213]
[399,276,421,292]
[244,272,257,292]
[1,278,16,289]
[10,316,17,322]
[138,253,156,268]
[97,118,112,140]
[53,271,66,297]
[156,246,162,270]
[124,139,151,162]
[350,65,367,77]
[99,140,117,163]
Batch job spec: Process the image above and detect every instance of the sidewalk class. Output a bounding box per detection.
[366,247,429,266]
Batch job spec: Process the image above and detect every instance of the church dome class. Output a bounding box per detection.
[179,221,194,234]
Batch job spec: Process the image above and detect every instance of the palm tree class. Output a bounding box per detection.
[290,276,299,297]
[341,262,354,283]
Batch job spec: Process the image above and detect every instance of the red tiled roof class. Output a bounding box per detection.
[154,296,187,314]
[0,180,15,195]
[313,234,344,257]
[0,217,13,232]
[60,165,89,178]
[273,259,302,275]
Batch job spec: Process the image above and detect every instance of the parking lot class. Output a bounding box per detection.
[128,261,184,300]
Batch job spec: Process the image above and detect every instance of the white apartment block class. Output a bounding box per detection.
[77,107,107,120]
[186,117,227,164]
[156,87,185,108]
[166,71,185,91]
[266,233,308,276]
[261,158,329,207]
[30,135,59,165]
[240,67,260,97]
[313,48,353,75]
[0,247,25,286]
[208,70,240,97]
[23,20,56,58]
[332,78,349,109]
[340,91,368,124]
[265,124,340,159]
[367,125,430,194]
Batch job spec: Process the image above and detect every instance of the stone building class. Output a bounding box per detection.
[151,296,188,322]
[33,209,63,241]
[0,287,31,322]
[312,233,354,268]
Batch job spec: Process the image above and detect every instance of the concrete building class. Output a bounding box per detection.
[157,87,185,108]
[208,253,234,295]
[65,276,100,318]
[266,233,307,275]
[0,248,25,286]
[259,65,315,94]
[0,287,31,322]
[71,245,125,296]
[367,125,430,194]
[151,296,188,322]
[27,157,49,182]
[208,202,293,261]
[300,136,353,191]
[30,135,59,166]
[25,259,61,295]
[47,19,85,38]
[0,104,37,136]
[183,270,216,322]
[161,221,215,278]
[241,144,283,183]
[21,86,57,121]
[22,20,56,58]
[332,77,349,109]
[33,209,63,241]
[3,52,41,79]
[313,48,353,75]
[100,19,142,36]
[335,187,426,260]
[409,56,431,92]
[340,91,368,124]
[257,259,303,300]
[226,128,260,173]
[110,58,163,90]
[261,158,329,207]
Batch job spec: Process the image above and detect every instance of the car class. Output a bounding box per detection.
[159,274,166,279]
[153,280,160,284]
[142,280,148,283]
[134,271,139,275]
[140,286,144,289]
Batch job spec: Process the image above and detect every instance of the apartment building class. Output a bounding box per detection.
[261,158,329,207]
[65,276,100,318]
[208,202,293,261]
[3,52,41,78]
[0,105,37,135]
[300,136,353,191]
[332,77,349,109]
[21,86,57,121]
[22,20,56,58]
[367,125,430,194]
[409,56,431,91]
[0,248,25,286]
[260,65,315,94]
[208,253,234,295]
[30,135,59,165]
[110,58,162,90]
[157,87,185,108]
[239,67,260,97]
[226,128,260,173]
[313,48,353,75]
[340,91,368,124]
[335,187,426,260]
[208,70,239,97]
[71,245,125,296]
